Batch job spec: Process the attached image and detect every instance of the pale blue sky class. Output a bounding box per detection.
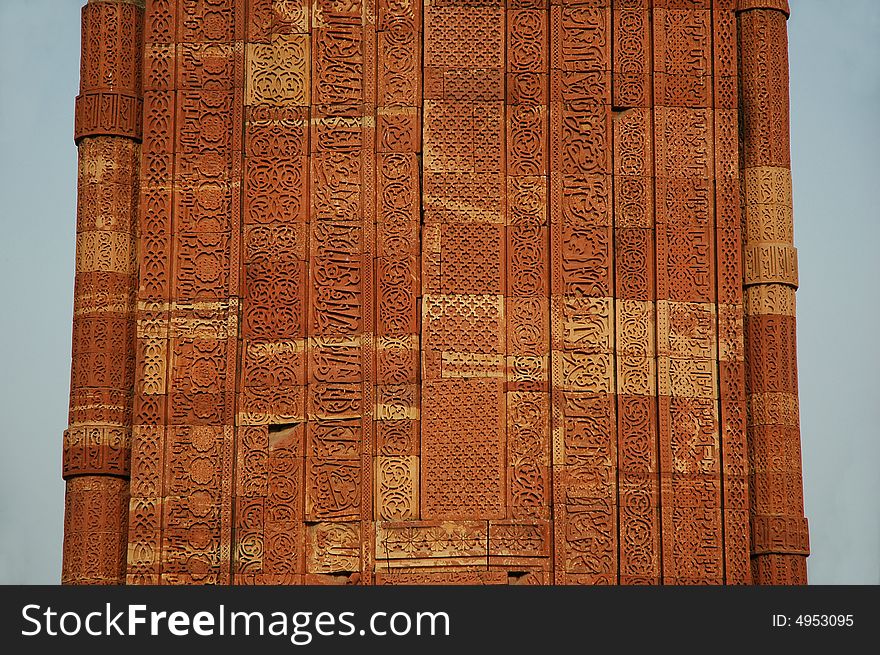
[0,0,877,584]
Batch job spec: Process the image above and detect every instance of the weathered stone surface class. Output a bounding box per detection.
[62,0,808,586]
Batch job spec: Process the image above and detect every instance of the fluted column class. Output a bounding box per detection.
[736,0,809,584]
[62,0,144,585]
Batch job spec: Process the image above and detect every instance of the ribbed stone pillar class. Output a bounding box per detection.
[736,0,809,584]
[62,0,144,585]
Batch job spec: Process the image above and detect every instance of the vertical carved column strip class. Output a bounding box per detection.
[612,0,660,587]
[374,0,422,538]
[361,0,378,585]
[419,1,507,532]
[233,0,312,585]
[63,0,144,585]
[128,0,175,586]
[736,0,809,584]
[502,0,552,581]
[653,0,723,584]
[302,0,373,582]
[157,0,240,585]
[713,0,751,584]
[549,1,615,585]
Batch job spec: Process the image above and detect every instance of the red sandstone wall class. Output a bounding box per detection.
[62,0,808,585]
